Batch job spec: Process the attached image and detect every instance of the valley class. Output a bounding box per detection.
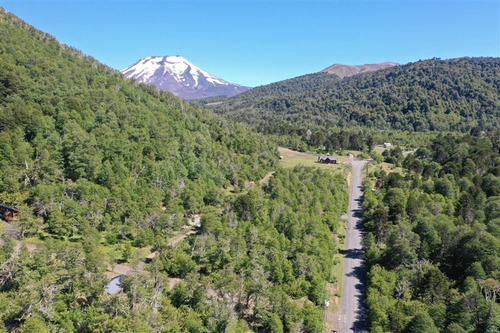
[0,3,499,333]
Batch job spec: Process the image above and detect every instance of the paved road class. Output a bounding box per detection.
[340,159,368,332]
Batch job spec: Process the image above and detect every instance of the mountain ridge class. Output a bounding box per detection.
[121,55,250,99]
[209,57,500,134]
[321,61,399,78]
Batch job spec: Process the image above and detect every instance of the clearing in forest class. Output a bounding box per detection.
[278,147,353,173]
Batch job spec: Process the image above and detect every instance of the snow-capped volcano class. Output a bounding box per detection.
[121,56,250,99]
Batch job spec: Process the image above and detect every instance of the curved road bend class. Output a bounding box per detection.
[340,158,368,332]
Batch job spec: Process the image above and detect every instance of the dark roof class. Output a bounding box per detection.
[0,203,19,212]
[318,155,337,160]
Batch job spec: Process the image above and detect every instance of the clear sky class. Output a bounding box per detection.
[1,0,499,86]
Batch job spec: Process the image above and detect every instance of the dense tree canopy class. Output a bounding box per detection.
[1,165,348,332]
[363,133,500,332]
[203,57,500,150]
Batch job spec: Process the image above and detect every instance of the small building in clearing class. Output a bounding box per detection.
[317,155,337,164]
[384,142,392,148]
[0,204,20,222]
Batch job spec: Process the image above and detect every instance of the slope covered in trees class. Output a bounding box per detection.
[0,9,350,332]
[207,58,500,139]
[0,7,277,238]
[362,133,500,332]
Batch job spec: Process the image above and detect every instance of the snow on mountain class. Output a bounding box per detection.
[121,56,250,99]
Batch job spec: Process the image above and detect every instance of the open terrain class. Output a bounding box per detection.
[278,147,351,172]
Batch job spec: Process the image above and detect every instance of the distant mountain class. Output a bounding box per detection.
[121,56,250,99]
[208,58,500,133]
[321,62,399,78]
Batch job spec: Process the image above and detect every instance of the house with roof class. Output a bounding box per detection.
[317,155,337,164]
[0,203,19,222]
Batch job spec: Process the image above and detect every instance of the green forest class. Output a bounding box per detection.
[205,57,500,151]
[0,9,349,332]
[363,134,500,332]
[2,4,500,333]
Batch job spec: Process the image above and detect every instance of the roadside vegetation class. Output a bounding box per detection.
[362,133,500,332]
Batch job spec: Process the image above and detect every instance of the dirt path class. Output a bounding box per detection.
[106,215,201,280]
[259,171,275,184]
[0,222,38,253]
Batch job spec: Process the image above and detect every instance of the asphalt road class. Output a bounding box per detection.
[340,159,368,332]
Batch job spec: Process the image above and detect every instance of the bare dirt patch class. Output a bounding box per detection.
[259,171,275,184]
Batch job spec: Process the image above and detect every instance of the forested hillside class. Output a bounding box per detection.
[0,8,350,332]
[207,58,500,146]
[363,133,500,332]
[0,7,277,240]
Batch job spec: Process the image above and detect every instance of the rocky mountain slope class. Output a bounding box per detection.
[121,56,250,99]
[321,62,399,78]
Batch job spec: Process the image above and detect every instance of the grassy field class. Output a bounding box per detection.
[278,147,354,173]
[380,162,403,174]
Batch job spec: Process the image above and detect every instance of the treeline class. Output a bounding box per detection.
[0,167,348,332]
[362,133,500,332]
[267,127,434,154]
[207,57,500,137]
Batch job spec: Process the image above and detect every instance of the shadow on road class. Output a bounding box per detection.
[351,266,367,332]
[339,248,363,259]
[341,160,370,332]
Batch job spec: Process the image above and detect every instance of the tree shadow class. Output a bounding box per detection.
[339,248,363,259]
[338,257,368,332]
[352,208,363,219]
[342,208,368,331]
[350,265,367,332]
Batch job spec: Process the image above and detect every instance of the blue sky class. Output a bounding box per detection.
[2,0,499,86]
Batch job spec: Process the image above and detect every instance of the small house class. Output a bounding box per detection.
[0,204,20,222]
[384,142,392,148]
[317,155,337,164]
